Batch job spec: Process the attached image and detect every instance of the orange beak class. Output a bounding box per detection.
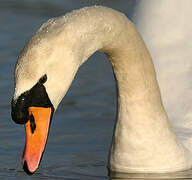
[22,106,53,174]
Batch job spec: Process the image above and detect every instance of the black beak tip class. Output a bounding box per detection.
[23,160,34,175]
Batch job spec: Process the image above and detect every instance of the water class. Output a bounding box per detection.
[1,1,192,179]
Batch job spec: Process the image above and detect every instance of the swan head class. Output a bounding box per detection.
[11,30,79,174]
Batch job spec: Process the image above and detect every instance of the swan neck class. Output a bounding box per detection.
[100,20,189,172]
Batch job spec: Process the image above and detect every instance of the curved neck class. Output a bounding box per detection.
[43,6,190,172]
[98,18,188,172]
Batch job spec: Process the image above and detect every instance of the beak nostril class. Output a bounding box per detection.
[30,114,36,134]
[23,160,34,175]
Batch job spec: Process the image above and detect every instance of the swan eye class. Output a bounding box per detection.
[38,74,47,84]
[11,92,30,124]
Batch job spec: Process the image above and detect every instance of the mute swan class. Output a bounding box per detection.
[11,6,192,175]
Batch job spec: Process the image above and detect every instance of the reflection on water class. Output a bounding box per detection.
[110,169,192,180]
